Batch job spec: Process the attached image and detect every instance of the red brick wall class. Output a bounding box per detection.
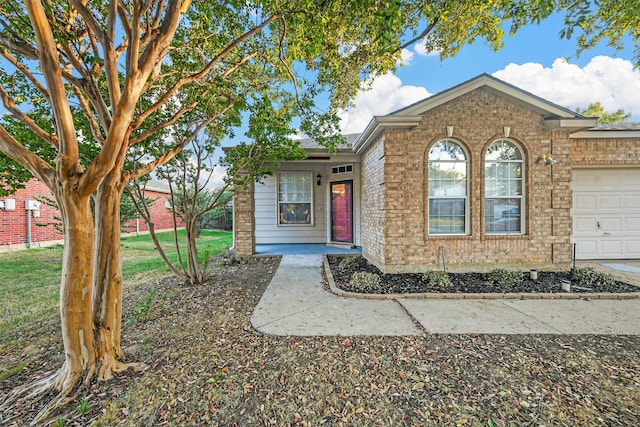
[0,179,63,247]
[1,179,183,249]
[123,189,183,232]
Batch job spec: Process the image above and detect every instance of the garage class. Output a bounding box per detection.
[572,168,640,259]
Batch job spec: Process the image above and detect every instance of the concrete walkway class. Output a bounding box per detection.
[251,254,640,336]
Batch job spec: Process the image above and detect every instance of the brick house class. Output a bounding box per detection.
[233,74,640,272]
[0,178,182,251]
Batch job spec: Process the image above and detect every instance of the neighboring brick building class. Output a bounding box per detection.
[0,178,182,251]
[122,180,184,234]
[233,74,640,272]
[0,179,63,248]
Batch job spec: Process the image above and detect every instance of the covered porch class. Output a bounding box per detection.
[255,243,361,255]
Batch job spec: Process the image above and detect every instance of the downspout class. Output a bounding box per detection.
[26,204,32,248]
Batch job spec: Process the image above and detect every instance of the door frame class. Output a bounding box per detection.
[330,179,354,244]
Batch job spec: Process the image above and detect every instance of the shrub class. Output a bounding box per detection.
[421,270,452,288]
[571,267,616,287]
[338,256,359,271]
[488,268,522,287]
[349,271,381,293]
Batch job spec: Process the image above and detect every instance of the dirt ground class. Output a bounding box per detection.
[1,255,639,426]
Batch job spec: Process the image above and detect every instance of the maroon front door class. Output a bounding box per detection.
[331,180,353,243]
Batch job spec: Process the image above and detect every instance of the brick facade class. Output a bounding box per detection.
[360,136,386,267]
[360,88,576,272]
[232,179,255,255]
[0,179,63,248]
[1,178,183,250]
[122,188,183,233]
[571,137,640,166]
[232,75,640,269]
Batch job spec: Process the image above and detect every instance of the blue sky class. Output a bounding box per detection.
[338,13,640,134]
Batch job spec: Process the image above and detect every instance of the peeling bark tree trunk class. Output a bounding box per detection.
[56,183,97,386]
[93,177,125,378]
[92,173,146,381]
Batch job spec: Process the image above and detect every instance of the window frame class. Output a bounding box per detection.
[427,138,470,236]
[484,139,526,235]
[277,171,314,226]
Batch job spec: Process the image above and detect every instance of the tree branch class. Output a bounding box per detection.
[0,125,55,187]
[25,0,79,166]
[398,18,439,51]
[72,85,105,145]
[127,102,232,183]
[134,8,275,126]
[0,85,59,148]
[1,50,49,99]
[128,99,199,146]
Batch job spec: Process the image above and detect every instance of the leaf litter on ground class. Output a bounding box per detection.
[1,255,638,425]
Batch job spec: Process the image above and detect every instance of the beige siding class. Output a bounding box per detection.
[254,162,362,245]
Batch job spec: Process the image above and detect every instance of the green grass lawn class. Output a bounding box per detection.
[0,230,232,344]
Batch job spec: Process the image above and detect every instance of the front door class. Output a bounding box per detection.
[330,180,353,243]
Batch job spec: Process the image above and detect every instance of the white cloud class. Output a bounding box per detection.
[398,48,415,66]
[493,56,640,118]
[206,164,227,189]
[339,73,431,133]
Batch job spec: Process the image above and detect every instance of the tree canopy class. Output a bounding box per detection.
[0,0,637,423]
[559,0,640,67]
[577,102,635,124]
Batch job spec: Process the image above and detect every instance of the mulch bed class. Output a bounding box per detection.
[327,255,640,294]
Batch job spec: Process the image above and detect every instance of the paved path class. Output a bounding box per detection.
[251,255,640,336]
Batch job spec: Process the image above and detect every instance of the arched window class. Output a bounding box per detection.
[484,139,525,234]
[427,139,469,235]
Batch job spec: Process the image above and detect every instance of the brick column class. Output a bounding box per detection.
[232,179,255,256]
[550,130,572,264]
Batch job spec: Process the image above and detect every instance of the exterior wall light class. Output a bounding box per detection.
[316,173,322,186]
[537,153,557,165]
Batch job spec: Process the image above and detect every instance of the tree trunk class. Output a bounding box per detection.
[56,184,97,387]
[186,221,203,284]
[92,174,146,380]
[2,180,102,424]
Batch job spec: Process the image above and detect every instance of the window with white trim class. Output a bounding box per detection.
[427,139,469,235]
[278,171,313,225]
[484,139,525,234]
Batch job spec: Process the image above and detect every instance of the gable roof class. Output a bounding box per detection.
[296,133,360,152]
[353,73,598,154]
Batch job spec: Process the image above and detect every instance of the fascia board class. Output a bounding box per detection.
[571,130,640,139]
[353,116,422,154]
[544,117,599,130]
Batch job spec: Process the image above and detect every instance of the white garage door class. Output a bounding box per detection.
[572,169,640,259]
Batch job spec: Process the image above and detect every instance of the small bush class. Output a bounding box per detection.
[488,268,522,287]
[421,270,452,288]
[338,257,359,271]
[571,267,616,287]
[349,271,381,293]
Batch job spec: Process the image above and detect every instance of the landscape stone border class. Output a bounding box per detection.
[322,255,640,301]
